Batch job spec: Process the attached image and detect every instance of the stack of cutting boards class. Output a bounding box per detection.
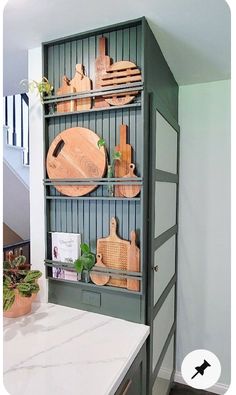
[94,37,142,107]
[91,217,140,291]
[55,37,142,112]
[56,64,92,113]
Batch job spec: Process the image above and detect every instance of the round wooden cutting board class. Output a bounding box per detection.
[46,127,107,196]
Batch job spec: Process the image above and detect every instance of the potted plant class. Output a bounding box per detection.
[74,243,96,283]
[3,255,42,318]
[20,77,54,110]
[97,138,121,196]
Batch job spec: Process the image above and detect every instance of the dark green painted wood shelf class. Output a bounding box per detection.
[42,16,179,395]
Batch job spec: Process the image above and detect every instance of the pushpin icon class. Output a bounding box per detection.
[191,359,211,380]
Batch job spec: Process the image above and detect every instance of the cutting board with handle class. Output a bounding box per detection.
[94,37,111,108]
[101,61,142,106]
[56,76,75,113]
[114,124,132,197]
[70,64,92,111]
[127,230,140,292]
[97,217,130,287]
[90,254,110,286]
[119,163,141,198]
[46,127,107,196]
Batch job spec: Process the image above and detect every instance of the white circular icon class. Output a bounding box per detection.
[181,349,221,390]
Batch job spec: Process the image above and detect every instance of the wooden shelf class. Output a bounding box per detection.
[44,102,141,118]
[45,260,143,278]
[43,82,143,103]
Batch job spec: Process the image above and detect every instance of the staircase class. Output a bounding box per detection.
[3,93,30,244]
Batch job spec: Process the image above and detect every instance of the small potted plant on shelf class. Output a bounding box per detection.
[3,254,42,318]
[74,243,96,283]
[97,138,121,196]
[20,77,54,111]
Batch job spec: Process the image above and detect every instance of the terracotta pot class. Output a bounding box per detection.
[3,290,34,318]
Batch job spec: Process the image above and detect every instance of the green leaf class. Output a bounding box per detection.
[15,255,26,267]
[17,283,31,294]
[24,270,42,283]
[82,253,95,271]
[3,289,15,311]
[17,270,29,276]
[97,138,106,149]
[3,275,12,286]
[3,261,11,270]
[81,243,90,254]
[113,151,122,160]
[74,258,83,273]
[30,283,40,294]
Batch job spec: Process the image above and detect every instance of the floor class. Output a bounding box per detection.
[170,383,217,395]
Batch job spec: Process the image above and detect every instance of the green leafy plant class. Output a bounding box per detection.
[20,77,53,102]
[3,255,42,312]
[74,243,96,275]
[97,138,121,196]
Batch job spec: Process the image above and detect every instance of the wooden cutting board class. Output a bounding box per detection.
[94,37,111,108]
[70,64,92,111]
[97,217,130,287]
[101,61,142,106]
[114,124,132,197]
[46,127,107,196]
[56,76,75,113]
[90,254,110,286]
[119,163,141,198]
[127,231,140,292]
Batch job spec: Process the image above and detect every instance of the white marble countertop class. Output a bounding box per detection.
[3,303,149,395]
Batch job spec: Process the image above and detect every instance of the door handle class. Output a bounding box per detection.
[153,264,159,272]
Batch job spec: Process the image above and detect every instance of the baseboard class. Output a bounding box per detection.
[174,370,229,394]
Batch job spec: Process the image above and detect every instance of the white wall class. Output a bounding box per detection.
[3,161,30,240]
[28,46,48,302]
[176,80,231,389]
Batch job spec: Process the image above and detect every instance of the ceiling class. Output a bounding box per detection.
[3,0,231,96]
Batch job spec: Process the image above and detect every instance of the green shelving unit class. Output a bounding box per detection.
[42,17,179,395]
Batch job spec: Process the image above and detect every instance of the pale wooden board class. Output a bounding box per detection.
[101,74,142,87]
[119,163,141,198]
[101,61,142,106]
[114,124,132,197]
[106,61,138,72]
[94,37,111,108]
[101,69,141,80]
[56,76,75,113]
[97,218,130,288]
[90,254,110,286]
[46,127,107,196]
[127,231,140,292]
[70,64,92,110]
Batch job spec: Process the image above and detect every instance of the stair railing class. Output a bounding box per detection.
[3,93,29,165]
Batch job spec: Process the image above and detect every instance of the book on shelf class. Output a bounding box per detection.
[51,232,81,281]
